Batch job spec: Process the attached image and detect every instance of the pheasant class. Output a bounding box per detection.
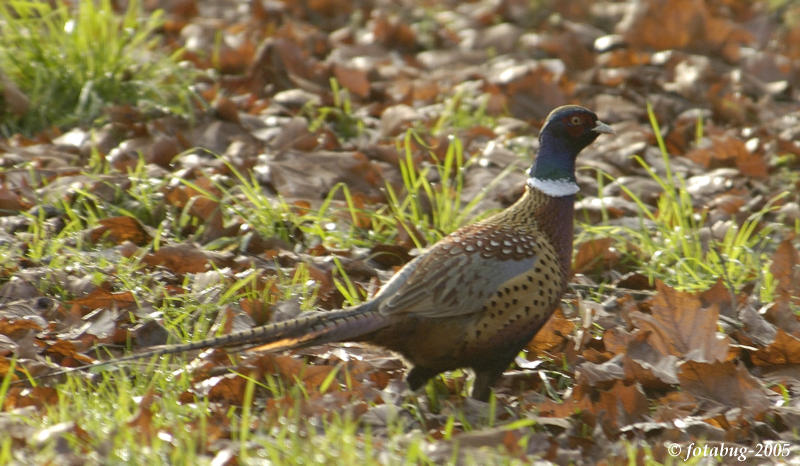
[36,105,612,400]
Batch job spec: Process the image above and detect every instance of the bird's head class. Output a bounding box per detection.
[528,105,613,197]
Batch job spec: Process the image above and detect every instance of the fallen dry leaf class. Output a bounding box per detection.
[143,243,232,275]
[333,64,370,98]
[678,360,771,413]
[90,216,152,246]
[751,329,800,366]
[770,239,800,309]
[68,289,136,314]
[572,237,620,274]
[4,386,59,411]
[624,330,680,386]
[126,390,157,444]
[0,185,33,212]
[632,282,729,363]
[575,354,624,386]
[527,308,575,355]
[595,380,650,433]
[685,134,768,178]
[0,318,43,338]
[618,0,752,59]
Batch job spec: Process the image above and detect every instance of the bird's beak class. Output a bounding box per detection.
[593,120,614,134]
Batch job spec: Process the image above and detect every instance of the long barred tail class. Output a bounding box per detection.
[28,303,386,382]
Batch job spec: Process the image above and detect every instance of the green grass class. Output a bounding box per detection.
[432,86,496,135]
[380,130,514,247]
[17,87,789,461]
[577,104,784,295]
[187,132,511,251]
[306,78,365,142]
[210,164,373,249]
[0,130,524,462]
[0,0,197,136]
[384,131,477,245]
[0,212,420,463]
[4,360,440,464]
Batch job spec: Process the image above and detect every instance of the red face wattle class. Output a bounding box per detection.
[562,113,597,139]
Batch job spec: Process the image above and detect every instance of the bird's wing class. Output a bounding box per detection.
[375,224,544,318]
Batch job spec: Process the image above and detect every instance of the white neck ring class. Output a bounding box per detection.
[527,177,579,197]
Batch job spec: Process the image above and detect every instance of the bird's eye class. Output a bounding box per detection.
[570,116,582,125]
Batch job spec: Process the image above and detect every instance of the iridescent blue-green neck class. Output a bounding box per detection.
[528,129,580,183]
[526,131,581,197]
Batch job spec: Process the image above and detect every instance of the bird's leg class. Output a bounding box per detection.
[471,366,506,401]
[404,366,439,430]
[406,365,438,392]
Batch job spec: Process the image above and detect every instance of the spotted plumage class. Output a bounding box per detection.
[38,106,613,401]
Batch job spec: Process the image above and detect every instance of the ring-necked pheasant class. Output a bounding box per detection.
[37,105,612,400]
